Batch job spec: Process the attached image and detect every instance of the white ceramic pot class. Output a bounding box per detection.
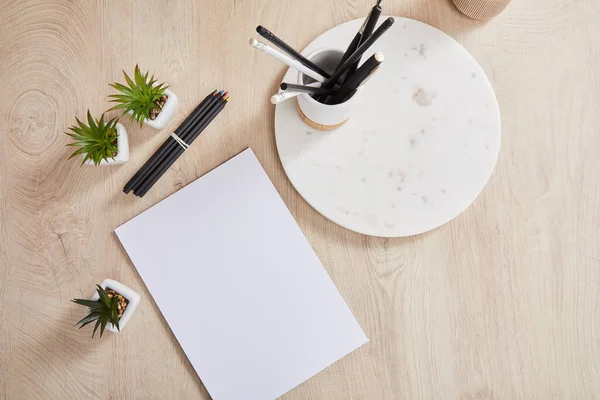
[83,122,129,166]
[129,88,178,130]
[90,279,141,333]
[296,48,361,130]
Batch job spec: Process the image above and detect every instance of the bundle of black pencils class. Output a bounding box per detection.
[260,0,393,106]
[314,0,391,104]
[123,90,230,197]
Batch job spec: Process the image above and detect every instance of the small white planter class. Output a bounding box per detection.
[129,88,178,130]
[90,279,141,333]
[83,123,129,166]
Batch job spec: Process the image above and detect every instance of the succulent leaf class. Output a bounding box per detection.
[72,285,125,338]
[65,111,119,166]
[108,64,168,126]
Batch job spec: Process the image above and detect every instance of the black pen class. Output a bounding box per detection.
[256,25,331,79]
[280,83,331,95]
[320,17,394,91]
[329,52,383,104]
[333,21,366,74]
[346,0,383,79]
[313,21,365,103]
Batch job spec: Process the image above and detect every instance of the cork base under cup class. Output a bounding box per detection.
[296,100,349,131]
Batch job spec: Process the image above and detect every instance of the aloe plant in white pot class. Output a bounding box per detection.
[109,65,178,130]
[72,279,140,337]
[65,111,129,166]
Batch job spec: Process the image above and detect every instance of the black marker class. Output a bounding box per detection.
[256,25,331,79]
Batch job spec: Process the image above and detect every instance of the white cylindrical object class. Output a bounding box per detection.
[295,48,361,130]
[452,0,511,19]
[250,38,326,83]
[271,91,303,104]
[271,82,321,104]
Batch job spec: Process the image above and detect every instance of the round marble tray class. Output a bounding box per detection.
[274,17,501,237]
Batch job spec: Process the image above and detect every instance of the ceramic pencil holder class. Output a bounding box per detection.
[296,48,361,131]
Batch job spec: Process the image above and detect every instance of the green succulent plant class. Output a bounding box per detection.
[108,64,168,126]
[72,285,120,338]
[65,111,119,166]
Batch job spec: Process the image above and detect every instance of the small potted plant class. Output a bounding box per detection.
[109,64,178,130]
[65,111,129,166]
[72,279,141,337]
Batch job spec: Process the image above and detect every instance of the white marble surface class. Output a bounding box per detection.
[275,17,501,237]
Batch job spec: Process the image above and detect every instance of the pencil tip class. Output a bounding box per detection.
[376,0,383,6]
[280,83,288,90]
[249,38,259,47]
[256,25,264,34]
[225,97,230,102]
[222,91,229,98]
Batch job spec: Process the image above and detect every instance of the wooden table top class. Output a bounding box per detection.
[1,0,599,398]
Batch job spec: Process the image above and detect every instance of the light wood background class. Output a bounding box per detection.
[1,0,599,398]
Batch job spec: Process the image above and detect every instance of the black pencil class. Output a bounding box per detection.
[135,96,229,197]
[131,90,223,192]
[280,83,330,95]
[346,1,383,80]
[132,92,226,195]
[319,17,394,91]
[124,91,216,194]
[256,25,331,79]
[334,31,362,75]
[123,90,220,194]
[135,97,228,197]
[329,52,383,104]
[314,19,367,103]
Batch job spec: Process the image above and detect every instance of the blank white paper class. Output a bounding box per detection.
[115,148,368,400]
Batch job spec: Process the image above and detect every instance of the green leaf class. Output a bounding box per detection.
[107,65,167,122]
[111,301,119,324]
[72,298,103,309]
[65,111,117,167]
[123,69,135,89]
[78,316,100,330]
[99,314,108,338]
[110,82,133,95]
[86,110,97,131]
[134,64,144,87]
[75,312,100,327]
[96,285,112,308]
[92,318,102,338]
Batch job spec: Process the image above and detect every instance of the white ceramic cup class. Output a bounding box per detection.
[296,48,361,130]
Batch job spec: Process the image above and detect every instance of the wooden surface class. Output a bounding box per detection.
[1,0,599,398]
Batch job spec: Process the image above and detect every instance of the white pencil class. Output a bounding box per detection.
[270,82,321,104]
[270,91,303,104]
[249,38,326,83]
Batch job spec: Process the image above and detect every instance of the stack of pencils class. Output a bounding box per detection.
[123,90,230,197]
[251,0,392,106]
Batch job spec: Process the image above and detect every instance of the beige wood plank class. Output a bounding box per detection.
[1,0,599,398]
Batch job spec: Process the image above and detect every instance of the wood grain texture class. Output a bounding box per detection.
[1,0,599,398]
